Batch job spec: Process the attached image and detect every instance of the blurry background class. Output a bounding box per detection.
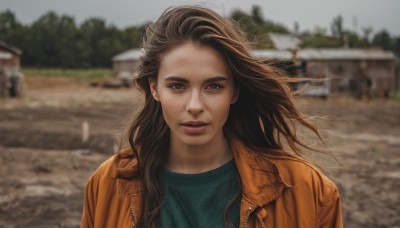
[0,0,399,227]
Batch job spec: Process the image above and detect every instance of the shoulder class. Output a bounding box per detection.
[81,147,140,226]
[270,156,341,222]
[84,154,116,197]
[271,156,334,186]
[271,156,337,191]
[86,147,137,188]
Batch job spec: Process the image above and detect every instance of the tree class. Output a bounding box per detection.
[251,5,264,25]
[361,26,373,44]
[346,30,369,48]
[0,10,26,49]
[80,18,127,67]
[57,15,85,68]
[230,5,288,49]
[301,28,341,48]
[372,30,392,50]
[391,36,400,57]
[29,11,63,66]
[1,10,145,67]
[122,24,146,49]
[330,15,343,39]
[0,10,18,40]
[81,18,109,67]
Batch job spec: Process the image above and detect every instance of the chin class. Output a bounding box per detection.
[177,134,215,147]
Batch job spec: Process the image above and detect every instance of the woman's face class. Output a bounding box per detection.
[149,42,239,147]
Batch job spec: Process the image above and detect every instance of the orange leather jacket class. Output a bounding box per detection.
[81,138,343,228]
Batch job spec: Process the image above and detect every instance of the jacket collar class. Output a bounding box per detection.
[114,136,290,220]
[229,136,290,207]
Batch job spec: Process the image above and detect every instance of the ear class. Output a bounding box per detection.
[148,77,160,101]
[231,88,240,104]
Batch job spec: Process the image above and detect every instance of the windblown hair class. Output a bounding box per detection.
[122,5,324,227]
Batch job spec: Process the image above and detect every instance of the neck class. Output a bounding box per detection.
[166,133,233,174]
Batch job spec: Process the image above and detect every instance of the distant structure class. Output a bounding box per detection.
[268,33,301,50]
[254,48,397,98]
[112,49,143,79]
[0,41,24,97]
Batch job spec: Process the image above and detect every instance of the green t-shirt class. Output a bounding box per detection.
[157,159,241,228]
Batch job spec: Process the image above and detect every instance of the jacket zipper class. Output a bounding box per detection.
[256,213,266,228]
[243,206,256,228]
[244,206,266,228]
[129,201,138,228]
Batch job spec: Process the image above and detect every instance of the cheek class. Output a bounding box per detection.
[208,96,232,121]
[158,95,183,123]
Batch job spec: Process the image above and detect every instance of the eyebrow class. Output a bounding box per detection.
[164,76,228,83]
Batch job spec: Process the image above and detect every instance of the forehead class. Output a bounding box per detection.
[158,42,231,81]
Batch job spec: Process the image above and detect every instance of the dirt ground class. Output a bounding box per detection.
[0,77,399,227]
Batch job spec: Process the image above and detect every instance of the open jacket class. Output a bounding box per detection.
[81,138,343,228]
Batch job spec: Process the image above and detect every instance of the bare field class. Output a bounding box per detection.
[0,77,399,227]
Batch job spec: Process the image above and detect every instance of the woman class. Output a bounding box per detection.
[81,6,342,228]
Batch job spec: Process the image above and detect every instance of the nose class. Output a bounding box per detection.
[186,90,204,115]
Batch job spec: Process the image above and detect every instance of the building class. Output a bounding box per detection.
[0,41,21,68]
[268,33,301,50]
[0,41,23,97]
[254,48,397,97]
[112,49,143,79]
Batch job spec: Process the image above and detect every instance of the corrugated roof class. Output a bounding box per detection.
[252,49,293,59]
[268,33,301,50]
[298,48,396,60]
[112,49,143,61]
[252,48,396,60]
[113,48,396,62]
[0,41,22,55]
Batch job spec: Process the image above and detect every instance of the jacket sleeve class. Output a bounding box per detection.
[81,172,100,228]
[318,182,343,228]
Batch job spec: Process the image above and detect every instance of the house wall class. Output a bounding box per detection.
[112,60,140,78]
[0,46,20,69]
[0,46,20,97]
[303,59,396,96]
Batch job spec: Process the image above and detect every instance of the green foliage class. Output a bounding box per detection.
[1,6,399,69]
[330,15,343,39]
[230,5,289,49]
[26,12,82,67]
[389,90,400,101]
[301,15,400,57]
[22,68,112,80]
[347,31,369,48]
[0,10,144,68]
[301,30,342,48]
[393,37,400,57]
[372,30,392,50]
[0,10,26,50]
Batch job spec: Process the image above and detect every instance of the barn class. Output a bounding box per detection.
[254,48,397,97]
[112,49,142,79]
[0,41,23,97]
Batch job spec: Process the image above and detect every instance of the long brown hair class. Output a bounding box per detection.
[122,5,325,227]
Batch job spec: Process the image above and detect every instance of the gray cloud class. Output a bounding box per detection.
[1,0,399,35]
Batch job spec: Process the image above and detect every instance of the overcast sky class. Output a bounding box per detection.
[1,0,399,36]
